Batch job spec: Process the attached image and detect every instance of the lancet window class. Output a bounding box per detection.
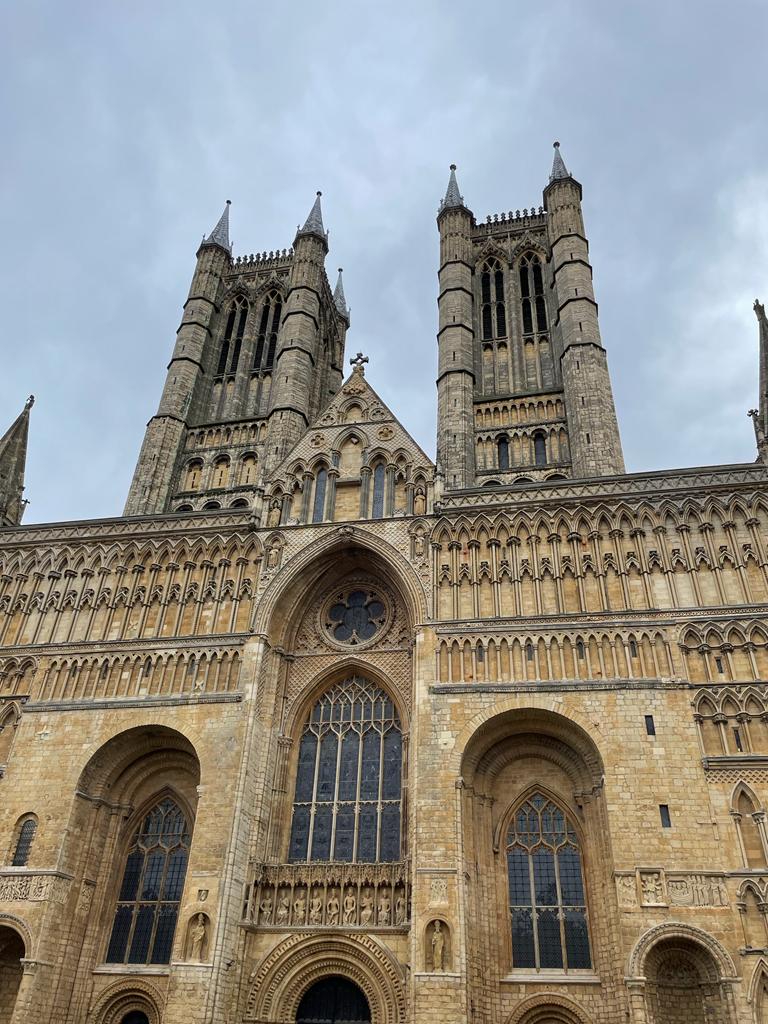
[253,291,283,371]
[312,467,328,523]
[519,254,547,335]
[534,432,547,467]
[105,797,191,965]
[288,677,403,863]
[216,295,249,376]
[11,816,36,867]
[497,435,510,471]
[372,462,386,519]
[480,258,507,340]
[506,792,591,971]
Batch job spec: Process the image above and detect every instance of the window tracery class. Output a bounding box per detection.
[105,797,191,965]
[288,677,403,864]
[253,291,282,371]
[216,295,248,376]
[506,792,591,971]
[480,258,507,341]
[519,253,547,335]
[323,589,388,648]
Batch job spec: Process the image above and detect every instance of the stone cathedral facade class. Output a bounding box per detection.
[2,145,768,1024]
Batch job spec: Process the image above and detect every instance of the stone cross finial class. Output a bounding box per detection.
[350,352,369,372]
[25,395,34,411]
[755,299,766,321]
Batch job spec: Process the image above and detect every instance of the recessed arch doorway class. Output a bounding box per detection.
[0,925,25,1024]
[296,976,370,1024]
[120,1014,150,1024]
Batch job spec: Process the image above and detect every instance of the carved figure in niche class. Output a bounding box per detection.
[414,488,426,516]
[413,532,426,558]
[343,891,357,924]
[259,896,273,923]
[267,501,281,527]
[293,894,306,923]
[641,873,664,904]
[186,913,208,961]
[430,876,448,904]
[327,891,340,925]
[431,920,445,971]
[276,894,290,924]
[360,890,374,925]
[378,893,391,924]
[309,891,323,924]
[267,541,281,569]
[395,895,406,924]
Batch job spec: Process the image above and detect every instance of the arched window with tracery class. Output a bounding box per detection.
[480,258,507,340]
[105,797,191,965]
[312,467,328,523]
[253,291,283,371]
[371,462,386,519]
[506,792,591,971]
[216,295,248,376]
[734,786,768,869]
[10,816,37,867]
[288,677,403,863]
[519,253,547,336]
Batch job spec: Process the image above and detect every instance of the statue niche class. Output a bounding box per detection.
[426,919,451,972]
[185,912,210,961]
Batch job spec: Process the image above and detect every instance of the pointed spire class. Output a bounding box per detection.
[297,191,326,239]
[753,299,768,459]
[334,267,350,321]
[440,164,464,210]
[0,395,33,528]
[550,141,570,181]
[203,200,232,252]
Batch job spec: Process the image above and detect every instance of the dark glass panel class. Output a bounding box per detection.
[316,732,338,801]
[507,847,531,905]
[311,804,333,861]
[382,729,402,799]
[538,908,564,968]
[360,729,381,800]
[338,731,360,801]
[536,295,547,331]
[379,803,401,862]
[288,805,310,862]
[162,848,188,901]
[481,271,491,304]
[312,469,328,523]
[558,846,585,905]
[495,269,505,302]
[295,732,318,802]
[141,849,165,900]
[333,804,355,862]
[534,434,547,466]
[118,848,143,901]
[511,908,535,968]
[498,438,509,471]
[127,904,155,963]
[106,904,133,963]
[533,261,543,294]
[150,904,178,964]
[533,847,557,905]
[482,304,493,340]
[564,909,591,969]
[519,265,530,297]
[372,464,385,519]
[496,302,506,337]
[522,298,533,334]
[357,804,378,861]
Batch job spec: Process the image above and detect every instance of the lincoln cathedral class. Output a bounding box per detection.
[2,142,768,1024]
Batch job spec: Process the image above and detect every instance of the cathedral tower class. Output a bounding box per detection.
[435,144,624,490]
[0,395,32,528]
[124,195,348,517]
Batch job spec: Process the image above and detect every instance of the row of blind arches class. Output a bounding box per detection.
[480,254,548,342]
[215,292,283,377]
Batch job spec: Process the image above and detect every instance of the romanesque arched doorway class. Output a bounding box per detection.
[296,977,371,1024]
[0,926,25,1024]
[120,1014,149,1024]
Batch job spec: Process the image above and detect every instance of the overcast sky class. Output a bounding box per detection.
[2,1,768,525]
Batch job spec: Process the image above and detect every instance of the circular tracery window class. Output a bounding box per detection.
[323,588,388,648]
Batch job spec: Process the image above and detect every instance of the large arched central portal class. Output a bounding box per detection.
[297,977,371,1024]
[0,925,25,1024]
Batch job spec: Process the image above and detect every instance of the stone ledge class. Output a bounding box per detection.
[23,691,244,713]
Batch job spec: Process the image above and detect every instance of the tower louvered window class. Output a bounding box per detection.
[253,292,282,371]
[519,254,547,335]
[481,258,507,340]
[106,798,191,966]
[288,677,402,863]
[506,792,591,971]
[216,296,248,376]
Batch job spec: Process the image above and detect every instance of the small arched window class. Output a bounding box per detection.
[11,816,37,866]
[216,295,248,376]
[497,436,510,471]
[534,433,547,467]
[288,677,403,863]
[184,461,203,492]
[372,463,386,519]
[213,457,230,489]
[106,797,191,965]
[240,453,257,485]
[480,258,506,340]
[202,501,221,510]
[519,253,547,336]
[312,468,328,523]
[253,291,283,371]
[506,792,591,971]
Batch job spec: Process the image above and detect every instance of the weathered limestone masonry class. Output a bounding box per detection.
[1,147,768,1024]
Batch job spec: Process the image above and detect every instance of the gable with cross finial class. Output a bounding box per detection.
[350,352,369,372]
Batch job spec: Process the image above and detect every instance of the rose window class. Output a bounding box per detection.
[324,590,387,646]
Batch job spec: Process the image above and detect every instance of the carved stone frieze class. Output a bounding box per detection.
[0,872,71,904]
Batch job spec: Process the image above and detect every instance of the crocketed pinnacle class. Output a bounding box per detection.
[0,395,33,528]
[298,191,326,239]
[756,299,768,439]
[203,200,232,251]
[334,268,349,321]
[550,141,570,181]
[440,164,464,210]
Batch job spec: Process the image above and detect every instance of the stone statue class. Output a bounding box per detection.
[259,896,273,923]
[267,501,281,527]
[414,488,426,516]
[378,894,391,924]
[395,895,406,924]
[276,895,290,924]
[267,543,281,569]
[293,895,306,923]
[360,892,373,925]
[309,893,323,924]
[188,913,207,961]
[431,920,445,971]
[327,891,340,926]
[343,892,357,924]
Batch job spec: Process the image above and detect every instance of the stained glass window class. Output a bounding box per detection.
[325,590,386,645]
[372,463,386,519]
[288,677,402,863]
[506,793,591,971]
[11,818,36,867]
[106,798,191,965]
